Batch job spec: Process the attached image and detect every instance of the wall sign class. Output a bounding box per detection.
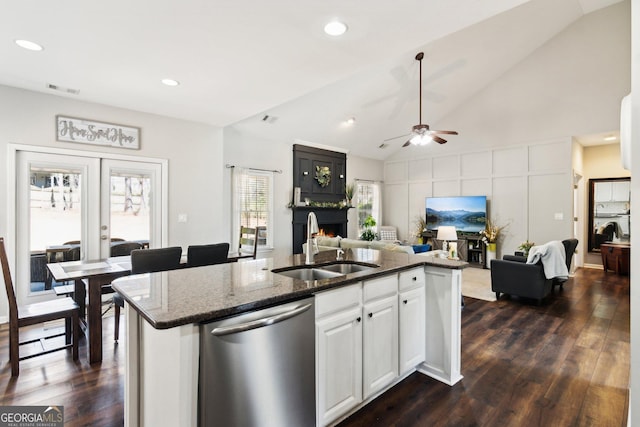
[56,116,140,149]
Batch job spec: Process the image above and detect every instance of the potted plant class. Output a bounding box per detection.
[414,215,427,244]
[360,215,377,241]
[480,218,505,268]
[344,183,355,207]
[518,240,535,257]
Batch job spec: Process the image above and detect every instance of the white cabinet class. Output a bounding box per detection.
[398,268,426,374]
[362,294,398,398]
[316,284,362,427]
[595,181,630,202]
[399,286,426,374]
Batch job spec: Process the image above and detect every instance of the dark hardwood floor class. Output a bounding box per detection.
[339,268,630,427]
[0,268,630,427]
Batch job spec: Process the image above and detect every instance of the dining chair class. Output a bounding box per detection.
[110,241,144,257]
[1,237,79,376]
[187,243,231,267]
[237,226,259,259]
[113,246,183,342]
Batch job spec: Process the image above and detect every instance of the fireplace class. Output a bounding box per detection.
[292,207,348,254]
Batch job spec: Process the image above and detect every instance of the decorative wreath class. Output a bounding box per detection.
[315,165,331,187]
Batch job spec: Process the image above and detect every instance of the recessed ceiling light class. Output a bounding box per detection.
[324,20,348,36]
[604,135,617,141]
[345,117,356,125]
[161,78,180,87]
[15,39,44,51]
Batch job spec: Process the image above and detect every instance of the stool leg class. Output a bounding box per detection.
[114,304,120,342]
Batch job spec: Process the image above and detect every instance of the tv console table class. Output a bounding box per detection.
[422,231,486,268]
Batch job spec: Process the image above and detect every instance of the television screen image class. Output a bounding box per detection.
[425,196,487,233]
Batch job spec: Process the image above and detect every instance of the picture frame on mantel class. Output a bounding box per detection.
[56,115,140,149]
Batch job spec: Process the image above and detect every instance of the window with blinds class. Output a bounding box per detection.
[237,170,273,249]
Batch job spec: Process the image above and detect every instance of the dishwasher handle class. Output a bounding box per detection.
[211,302,313,336]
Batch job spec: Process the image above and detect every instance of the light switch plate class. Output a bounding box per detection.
[554,212,563,220]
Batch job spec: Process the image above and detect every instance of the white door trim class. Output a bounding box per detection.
[5,143,168,307]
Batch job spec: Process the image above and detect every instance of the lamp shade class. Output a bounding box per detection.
[437,226,457,241]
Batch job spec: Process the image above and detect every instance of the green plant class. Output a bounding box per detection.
[518,240,535,256]
[360,215,377,241]
[344,183,355,204]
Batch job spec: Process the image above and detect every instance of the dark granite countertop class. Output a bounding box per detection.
[111,248,467,329]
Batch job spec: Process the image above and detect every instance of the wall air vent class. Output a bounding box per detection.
[261,114,278,124]
[47,83,80,95]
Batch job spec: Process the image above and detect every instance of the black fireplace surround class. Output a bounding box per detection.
[292,145,349,254]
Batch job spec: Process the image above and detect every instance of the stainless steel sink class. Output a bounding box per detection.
[272,267,344,281]
[318,262,378,274]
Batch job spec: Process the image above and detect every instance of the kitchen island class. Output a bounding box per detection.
[112,248,466,426]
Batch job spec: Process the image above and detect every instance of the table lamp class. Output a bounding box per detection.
[437,226,458,259]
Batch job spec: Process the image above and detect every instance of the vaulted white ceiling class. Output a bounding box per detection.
[0,0,623,159]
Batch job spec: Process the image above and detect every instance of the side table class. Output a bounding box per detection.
[600,242,630,275]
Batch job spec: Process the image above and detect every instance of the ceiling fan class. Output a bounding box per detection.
[392,52,458,147]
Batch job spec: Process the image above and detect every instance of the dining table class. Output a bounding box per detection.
[47,256,132,364]
[46,251,244,363]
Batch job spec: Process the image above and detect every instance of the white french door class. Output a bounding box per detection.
[13,148,166,305]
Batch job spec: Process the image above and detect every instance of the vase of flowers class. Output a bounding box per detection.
[413,216,427,244]
[480,219,504,268]
[518,240,535,257]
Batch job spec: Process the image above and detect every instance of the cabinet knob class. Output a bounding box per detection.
[412,276,417,281]
[368,313,373,318]
[403,300,408,304]
[356,317,361,323]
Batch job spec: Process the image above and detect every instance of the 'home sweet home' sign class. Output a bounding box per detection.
[56,116,140,149]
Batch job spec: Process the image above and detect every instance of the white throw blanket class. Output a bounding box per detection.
[526,240,568,280]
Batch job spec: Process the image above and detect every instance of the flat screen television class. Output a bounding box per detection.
[425,195,487,233]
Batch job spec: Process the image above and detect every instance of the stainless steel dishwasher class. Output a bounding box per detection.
[199,297,316,427]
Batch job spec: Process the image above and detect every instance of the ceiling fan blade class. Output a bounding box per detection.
[433,135,447,144]
[430,130,458,135]
[402,140,412,147]
[384,133,410,142]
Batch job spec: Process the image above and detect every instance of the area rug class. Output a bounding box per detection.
[461,268,495,302]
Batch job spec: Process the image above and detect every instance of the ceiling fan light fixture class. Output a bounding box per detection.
[324,20,348,36]
[15,39,44,51]
[410,134,432,146]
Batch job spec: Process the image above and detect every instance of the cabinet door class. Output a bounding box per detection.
[399,286,426,374]
[612,181,630,202]
[316,306,363,426]
[594,182,612,202]
[363,295,398,398]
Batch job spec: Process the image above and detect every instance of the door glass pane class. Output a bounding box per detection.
[29,167,82,292]
[109,172,151,245]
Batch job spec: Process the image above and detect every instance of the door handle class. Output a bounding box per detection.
[211,303,313,336]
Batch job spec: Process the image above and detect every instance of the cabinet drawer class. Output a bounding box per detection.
[315,283,362,318]
[363,275,397,302]
[398,268,425,292]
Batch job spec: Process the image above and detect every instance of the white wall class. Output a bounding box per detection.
[384,2,630,257]
[629,0,638,423]
[222,126,384,251]
[384,138,573,258]
[0,85,224,318]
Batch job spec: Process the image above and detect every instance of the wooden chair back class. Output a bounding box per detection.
[238,226,259,259]
[1,237,79,376]
[110,241,144,257]
[130,246,183,274]
[1,238,19,327]
[187,243,231,267]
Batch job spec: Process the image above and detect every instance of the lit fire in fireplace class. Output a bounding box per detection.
[317,228,336,237]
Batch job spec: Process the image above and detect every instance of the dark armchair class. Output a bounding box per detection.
[490,239,578,304]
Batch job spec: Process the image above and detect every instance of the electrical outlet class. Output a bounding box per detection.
[554,212,563,220]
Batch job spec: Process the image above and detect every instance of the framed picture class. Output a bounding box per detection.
[56,115,140,149]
